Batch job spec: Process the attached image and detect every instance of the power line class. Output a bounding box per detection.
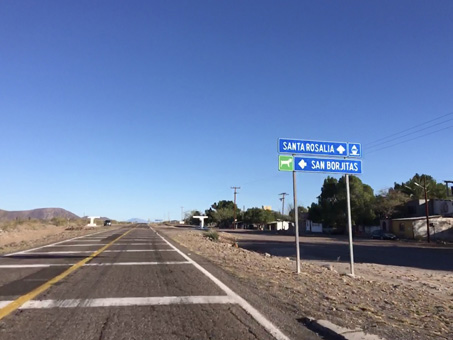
[365,111,453,148]
[366,124,453,155]
[366,117,453,151]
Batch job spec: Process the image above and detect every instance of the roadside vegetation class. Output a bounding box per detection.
[185,173,449,233]
[203,229,219,242]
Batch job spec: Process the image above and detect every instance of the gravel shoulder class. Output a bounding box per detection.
[163,226,452,340]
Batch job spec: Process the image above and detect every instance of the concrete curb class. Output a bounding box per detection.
[302,317,385,340]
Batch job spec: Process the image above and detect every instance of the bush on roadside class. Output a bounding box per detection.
[203,229,219,242]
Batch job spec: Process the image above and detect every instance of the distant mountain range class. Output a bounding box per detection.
[0,208,79,221]
[127,218,147,223]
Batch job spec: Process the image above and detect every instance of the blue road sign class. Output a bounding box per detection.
[348,143,362,158]
[294,156,362,174]
[278,138,348,157]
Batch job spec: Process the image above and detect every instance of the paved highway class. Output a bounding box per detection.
[228,230,453,271]
[0,225,317,340]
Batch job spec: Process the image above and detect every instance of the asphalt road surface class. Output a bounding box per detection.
[0,225,318,340]
[229,230,453,272]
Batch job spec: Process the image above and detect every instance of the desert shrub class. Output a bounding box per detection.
[203,229,219,242]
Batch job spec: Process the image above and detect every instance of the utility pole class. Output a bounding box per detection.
[181,206,184,221]
[231,186,240,229]
[444,180,453,197]
[423,177,431,243]
[414,177,431,243]
[279,192,288,215]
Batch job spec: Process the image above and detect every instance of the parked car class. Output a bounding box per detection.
[371,230,397,240]
[104,220,112,226]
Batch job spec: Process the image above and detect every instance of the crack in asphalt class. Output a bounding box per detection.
[98,315,110,340]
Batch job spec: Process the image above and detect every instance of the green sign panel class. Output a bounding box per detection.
[278,155,294,171]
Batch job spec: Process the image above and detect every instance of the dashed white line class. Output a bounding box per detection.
[41,243,163,247]
[21,249,176,255]
[0,264,71,268]
[0,261,190,268]
[21,296,235,309]
[85,261,190,266]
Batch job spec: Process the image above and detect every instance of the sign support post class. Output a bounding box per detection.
[346,174,355,276]
[292,162,301,274]
[278,138,362,276]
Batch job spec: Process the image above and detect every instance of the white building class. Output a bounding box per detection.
[266,221,291,231]
[305,220,323,233]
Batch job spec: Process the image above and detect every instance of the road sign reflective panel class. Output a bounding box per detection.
[278,155,294,171]
[294,156,362,174]
[278,138,348,157]
[348,143,362,158]
[278,138,362,158]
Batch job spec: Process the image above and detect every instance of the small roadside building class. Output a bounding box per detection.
[391,216,453,241]
[266,221,292,231]
[305,220,323,233]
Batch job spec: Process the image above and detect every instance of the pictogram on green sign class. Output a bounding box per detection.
[278,155,294,171]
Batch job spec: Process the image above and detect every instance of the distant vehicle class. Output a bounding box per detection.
[371,230,397,240]
[104,220,112,226]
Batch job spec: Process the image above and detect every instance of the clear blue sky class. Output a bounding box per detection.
[1,1,452,221]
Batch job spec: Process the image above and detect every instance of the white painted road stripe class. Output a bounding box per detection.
[20,296,235,309]
[0,261,190,268]
[0,261,191,269]
[152,227,290,340]
[84,261,191,266]
[0,264,72,268]
[43,243,167,247]
[22,249,176,255]
[42,244,107,247]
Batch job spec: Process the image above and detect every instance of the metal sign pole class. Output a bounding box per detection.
[293,168,301,274]
[346,174,355,276]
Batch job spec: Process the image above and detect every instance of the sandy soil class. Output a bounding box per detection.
[0,223,116,254]
[166,228,452,340]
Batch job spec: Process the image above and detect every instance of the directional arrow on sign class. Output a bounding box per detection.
[298,159,307,169]
[337,145,346,154]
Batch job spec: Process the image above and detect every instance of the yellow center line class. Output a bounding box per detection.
[0,228,136,320]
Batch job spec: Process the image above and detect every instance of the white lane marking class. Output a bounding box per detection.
[0,264,72,268]
[121,237,158,239]
[152,227,290,340]
[21,296,235,309]
[42,243,167,247]
[42,244,107,247]
[64,239,106,242]
[85,261,190,266]
[0,301,13,308]
[119,240,167,243]
[0,261,190,268]
[22,249,176,254]
[3,229,124,257]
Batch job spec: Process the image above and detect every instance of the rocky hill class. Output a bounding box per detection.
[0,208,79,221]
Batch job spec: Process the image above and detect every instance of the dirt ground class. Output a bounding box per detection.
[0,222,116,255]
[166,228,452,340]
